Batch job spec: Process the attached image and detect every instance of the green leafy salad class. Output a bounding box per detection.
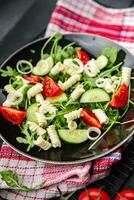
[0,33,133,152]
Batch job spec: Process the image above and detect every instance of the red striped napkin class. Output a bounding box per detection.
[1,0,134,199]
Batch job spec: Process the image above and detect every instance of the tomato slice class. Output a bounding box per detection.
[114,189,134,200]
[43,76,63,97]
[0,106,26,125]
[81,108,102,129]
[78,188,111,200]
[109,83,129,108]
[23,75,41,84]
[76,49,91,64]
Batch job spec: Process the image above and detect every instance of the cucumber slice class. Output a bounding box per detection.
[58,129,88,144]
[96,55,108,70]
[80,88,110,103]
[26,103,39,123]
[32,56,53,76]
[46,93,68,103]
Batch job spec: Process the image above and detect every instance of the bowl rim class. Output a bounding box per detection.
[0,32,134,164]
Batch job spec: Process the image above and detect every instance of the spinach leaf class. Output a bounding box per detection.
[102,47,118,65]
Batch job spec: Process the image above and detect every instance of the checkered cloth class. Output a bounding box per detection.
[1,0,134,199]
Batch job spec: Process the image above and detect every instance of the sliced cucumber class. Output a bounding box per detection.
[26,103,39,123]
[80,88,110,103]
[96,55,108,70]
[32,56,53,76]
[46,93,68,103]
[58,129,88,144]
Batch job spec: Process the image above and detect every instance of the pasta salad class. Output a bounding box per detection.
[0,33,133,152]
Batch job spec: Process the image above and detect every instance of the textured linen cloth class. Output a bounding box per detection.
[1,0,134,199]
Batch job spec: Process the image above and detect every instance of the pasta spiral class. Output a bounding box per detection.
[27,83,43,99]
[39,100,57,114]
[68,121,77,130]
[27,121,46,136]
[34,136,52,150]
[70,84,85,101]
[59,74,81,91]
[63,58,83,76]
[3,91,23,107]
[64,108,83,122]
[4,84,16,93]
[35,112,47,127]
[35,93,44,104]
[50,62,64,76]
[47,125,61,148]
[122,67,131,86]
[92,109,109,124]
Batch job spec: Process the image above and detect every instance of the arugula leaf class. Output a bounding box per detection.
[57,187,76,200]
[0,66,19,77]
[16,137,29,144]
[12,77,23,89]
[58,192,75,200]
[0,170,29,192]
[99,62,122,78]
[102,47,118,64]
[17,123,36,151]
[83,74,97,89]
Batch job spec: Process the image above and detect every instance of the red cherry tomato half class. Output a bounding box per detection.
[109,83,129,108]
[43,76,62,97]
[78,188,111,200]
[114,189,134,200]
[0,106,26,125]
[23,75,41,84]
[76,49,91,64]
[81,108,102,129]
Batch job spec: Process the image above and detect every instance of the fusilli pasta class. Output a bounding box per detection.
[4,84,15,93]
[27,121,46,136]
[35,112,47,127]
[92,109,109,124]
[47,125,61,148]
[34,136,52,150]
[64,108,83,122]
[35,93,44,104]
[70,84,85,101]
[3,91,23,107]
[59,74,81,91]
[63,58,83,76]
[68,120,77,130]
[122,67,131,86]
[39,100,57,114]
[27,83,43,99]
[50,62,64,75]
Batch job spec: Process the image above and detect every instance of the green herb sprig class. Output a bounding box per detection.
[0,170,29,192]
[0,66,19,77]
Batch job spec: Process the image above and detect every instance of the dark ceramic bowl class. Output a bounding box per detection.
[0,33,134,164]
